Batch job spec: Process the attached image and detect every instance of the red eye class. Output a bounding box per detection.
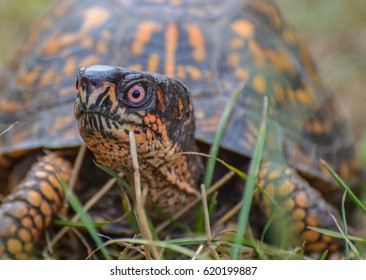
[127,85,145,104]
[74,80,79,93]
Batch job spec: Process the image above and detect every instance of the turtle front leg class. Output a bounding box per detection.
[255,161,346,257]
[0,153,71,259]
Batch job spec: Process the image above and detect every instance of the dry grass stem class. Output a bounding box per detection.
[129,131,160,260]
[68,143,88,191]
[43,176,117,255]
[214,200,243,229]
[201,184,220,259]
[0,121,18,136]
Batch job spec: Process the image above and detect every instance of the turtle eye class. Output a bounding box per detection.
[127,85,146,104]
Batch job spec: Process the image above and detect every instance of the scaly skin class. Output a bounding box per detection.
[0,154,71,259]
[75,65,203,215]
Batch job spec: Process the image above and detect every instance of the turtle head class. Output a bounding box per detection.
[74,65,196,173]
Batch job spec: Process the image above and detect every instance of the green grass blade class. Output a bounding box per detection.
[106,238,210,259]
[203,81,245,188]
[231,97,268,260]
[95,161,131,193]
[341,191,350,259]
[196,82,245,232]
[59,177,112,260]
[320,159,366,215]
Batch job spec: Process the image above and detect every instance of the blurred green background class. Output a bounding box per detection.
[0,0,365,142]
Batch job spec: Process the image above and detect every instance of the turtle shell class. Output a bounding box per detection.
[0,0,359,187]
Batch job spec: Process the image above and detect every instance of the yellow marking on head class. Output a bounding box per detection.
[231,19,255,38]
[186,24,206,62]
[165,22,179,77]
[132,21,162,56]
[252,75,266,94]
[147,53,160,73]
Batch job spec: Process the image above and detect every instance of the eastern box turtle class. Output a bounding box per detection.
[0,0,362,259]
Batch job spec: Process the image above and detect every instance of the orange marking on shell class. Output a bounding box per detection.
[43,7,109,57]
[249,41,265,68]
[79,55,100,67]
[252,75,266,94]
[235,68,249,80]
[39,68,56,87]
[186,24,206,62]
[128,64,143,71]
[64,57,77,76]
[228,52,241,67]
[147,53,160,73]
[188,67,202,80]
[229,38,245,49]
[81,7,110,33]
[231,19,255,38]
[43,33,78,56]
[16,66,42,86]
[253,1,282,28]
[283,28,298,45]
[165,22,179,77]
[274,82,285,104]
[132,21,162,56]
[177,65,187,80]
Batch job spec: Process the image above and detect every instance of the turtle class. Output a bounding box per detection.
[0,0,361,260]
